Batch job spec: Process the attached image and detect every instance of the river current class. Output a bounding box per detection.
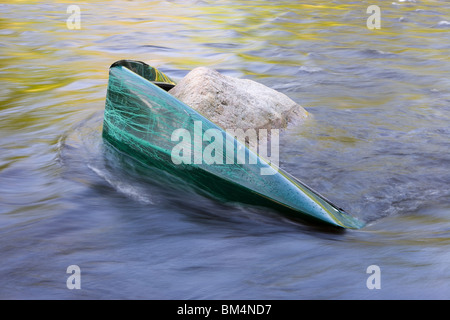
[1,0,449,299]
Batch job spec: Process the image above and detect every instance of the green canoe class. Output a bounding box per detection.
[102,60,365,229]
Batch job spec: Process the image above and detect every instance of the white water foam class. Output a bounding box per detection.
[88,164,153,205]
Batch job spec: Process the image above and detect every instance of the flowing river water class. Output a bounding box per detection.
[1,0,449,299]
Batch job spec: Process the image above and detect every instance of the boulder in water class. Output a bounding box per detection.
[168,67,308,133]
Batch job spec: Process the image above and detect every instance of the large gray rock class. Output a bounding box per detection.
[168,67,308,132]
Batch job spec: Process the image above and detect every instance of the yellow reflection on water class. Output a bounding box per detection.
[1,0,449,115]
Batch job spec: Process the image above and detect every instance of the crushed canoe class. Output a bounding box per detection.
[102,60,365,229]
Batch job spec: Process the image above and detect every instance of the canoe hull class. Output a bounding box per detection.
[102,60,365,229]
